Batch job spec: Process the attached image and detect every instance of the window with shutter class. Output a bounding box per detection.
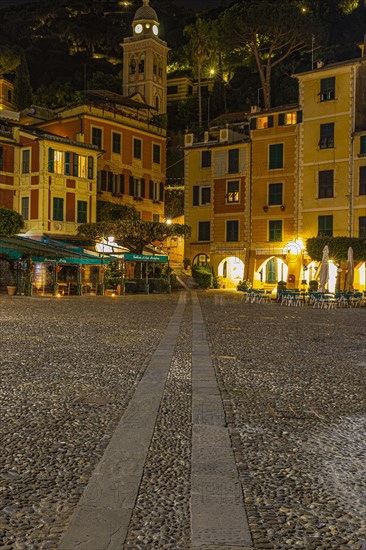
[269,144,283,169]
[101,170,107,191]
[48,148,54,173]
[193,185,199,206]
[359,166,366,195]
[269,220,282,242]
[228,149,239,173]
[159,182,164,201]
[92,127,102,148]
[226,220,239,242]
[201,150,211,168]
[65,152,71,175]
[278,113,285,126]
[112,133,121,154]
[77,201,87,223]
[319,123,334,149]
[198,221,210,241]
[119,174,125,194]
[359,216,366,238]
[268,183,283,205]
[87,156,93,179]
[141,178,145,197]
[318,170,334,198]
[267,115,274,128]
[53,197,64,221]
[108,172,114,192]
[21,197,29,220]
[129,176,135,195]
[318,215,333,236]
[22,150,30,173]
[133,138,142,159]
[73,153,79,177]
[320,77,335,101]
[149,180,154,199]
[226,181,239,203]
[153,144,161,164]
[360,136,366,155]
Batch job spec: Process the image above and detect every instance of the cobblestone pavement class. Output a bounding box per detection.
[200,291,366,550]
[1,291,366,550]
[0,295,178,549]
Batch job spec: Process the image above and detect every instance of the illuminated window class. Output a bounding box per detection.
[285,112,296,125]
[257,116,269,129]
[73,154,88,178]
[226,180,239,203]
[54,150,63,174]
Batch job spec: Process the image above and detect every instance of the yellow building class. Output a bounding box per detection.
[295,57,366,291]
[0,122,98,236]
[0,79,14,112]
[248,105,302,290]
[184,126,251,287]
[167,75,214,104]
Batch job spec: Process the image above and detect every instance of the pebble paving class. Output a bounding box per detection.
[200,291,366,550]
[1,291,366,549]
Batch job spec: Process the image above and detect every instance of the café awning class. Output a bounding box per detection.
[0,235,109,265]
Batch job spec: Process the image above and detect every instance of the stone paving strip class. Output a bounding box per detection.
[58,293,187,550]
[190,292,253,550]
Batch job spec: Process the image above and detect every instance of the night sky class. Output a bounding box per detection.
[1,0,225,12]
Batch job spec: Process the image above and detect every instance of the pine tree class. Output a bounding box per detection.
[13,50,32,111]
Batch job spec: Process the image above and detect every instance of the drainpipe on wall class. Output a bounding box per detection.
[349,66,356,237]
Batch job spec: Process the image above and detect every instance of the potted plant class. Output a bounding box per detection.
[237,279,252,292]
[6,259,17,296]
[308,280,319,292]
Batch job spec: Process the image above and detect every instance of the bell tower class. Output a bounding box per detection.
[122,0,169,115]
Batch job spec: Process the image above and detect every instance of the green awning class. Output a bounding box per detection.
[0,236,108,265]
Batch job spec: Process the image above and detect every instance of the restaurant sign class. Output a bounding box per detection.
[123,253,168,263]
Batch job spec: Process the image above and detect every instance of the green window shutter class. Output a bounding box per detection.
[269,220,282,242]
[278,113,285,126]
[87,156,93,179]
[108,172,113,192]
[250,118,257,130]
[296,110,303,124]
[141,178,145,197]
[77,201,87,223]
[64,152,70,175]
[269,144,283,169]
[193,185,199,206]
[267,115,274,128]
[360,136,366,155]
[53,197,64,221]
[266,257,277,283]
[119,174,124,194]
[320,77,335,100]
[318,215,333,236]
[129,176,135,196]
[73,153,79,177]
[149,180,154,199]
[100,170,107,191]
[358,166,366,195]
[48,148,54,173]
[159,182,164,201]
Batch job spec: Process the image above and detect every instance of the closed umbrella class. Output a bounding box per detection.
[318,245,329,292]
[346,246,354,292]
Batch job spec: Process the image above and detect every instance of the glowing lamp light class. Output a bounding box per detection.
[209,68,215,76]
[166,219,172,225]
[57,292,62,298]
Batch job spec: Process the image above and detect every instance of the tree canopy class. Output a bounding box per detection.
[0,45,20,76]
[77,220,192,254]
[0,207,24,236]
[307,236,366,262]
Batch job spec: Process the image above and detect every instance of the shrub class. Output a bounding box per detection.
[149,278,171,293]
[183,257,191,270]
[192,265,213,289]
[308,280,319,291]
[237,279,252,292]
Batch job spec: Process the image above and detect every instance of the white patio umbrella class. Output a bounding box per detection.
[346,246,354,292]
[318,245,329,292]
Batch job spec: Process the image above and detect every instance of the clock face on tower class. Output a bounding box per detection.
[135,23,143,34]
[152,24,158,36]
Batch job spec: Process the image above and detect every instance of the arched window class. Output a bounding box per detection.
[158,64,162,78]
[153,56,157,75]
[193,253,210,267]
[129,57,136,75]
[155,96,159,111]
[138,54,145,73]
